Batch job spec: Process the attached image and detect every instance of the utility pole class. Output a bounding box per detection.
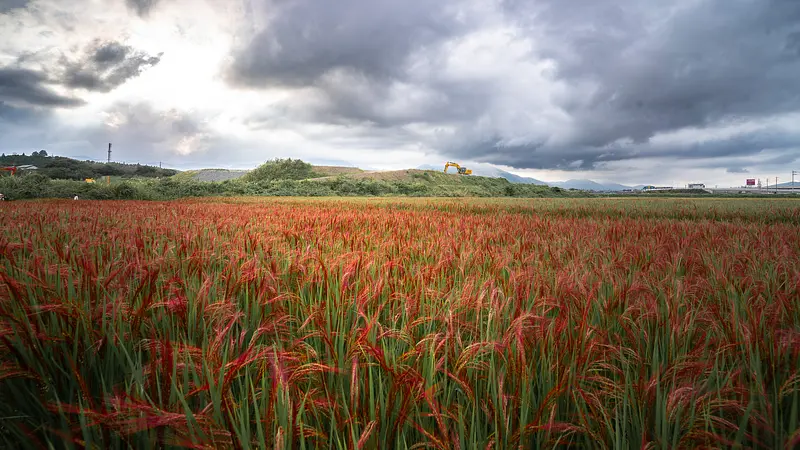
[776,176,779,194]
[107,143,112,163]
[793,170,798,192]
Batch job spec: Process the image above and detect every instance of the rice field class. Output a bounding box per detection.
[1,197,799,449]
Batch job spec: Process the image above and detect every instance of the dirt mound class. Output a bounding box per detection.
[191,169,249,182]
[309,169,430,182]
[313,166,364,176]
[312,169,469,183]
[182,166,362,182]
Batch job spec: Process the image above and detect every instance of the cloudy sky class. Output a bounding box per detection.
[1,0,798,186]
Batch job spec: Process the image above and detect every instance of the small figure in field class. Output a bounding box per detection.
[73,195,79,200]
[0,193,5,201]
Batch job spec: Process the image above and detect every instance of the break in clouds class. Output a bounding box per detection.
[1,0,799,182]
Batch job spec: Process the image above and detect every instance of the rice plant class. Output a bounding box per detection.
[1,197,798,449]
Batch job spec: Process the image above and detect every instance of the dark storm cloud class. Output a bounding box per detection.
[759,152,799,166]
[451,125,800,171]
[61,40,162,92]
[227,0,492,130]
[487,0,800,167]
[0,67,84,107]
[0,39,159,111]
[0,0,29,14]
[229,0,800,171]
[228,0,464,88]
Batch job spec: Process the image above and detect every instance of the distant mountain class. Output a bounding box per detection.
[549,179,636,191]
[602,182,636,191]
[551,179,605,191]
[480,168,547,185]
[416,163,547,185]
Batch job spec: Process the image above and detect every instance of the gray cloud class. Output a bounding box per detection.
[0,67,84,107]
[0,101,51,125]
[727,167,749,173]
[125,0,160,17]
[96,102,202,140]
[0,100,219,166]
[0,99,60,156]
[76,102,211,162]
[61,40,162,92]
[2,0,161,17]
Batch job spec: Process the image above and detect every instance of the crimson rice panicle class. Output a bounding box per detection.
[1,197,799,449]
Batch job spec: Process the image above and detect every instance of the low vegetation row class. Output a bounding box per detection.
[0,172,569,200]
[0,157,739,200]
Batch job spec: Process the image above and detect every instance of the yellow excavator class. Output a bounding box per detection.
[443,161,472,175]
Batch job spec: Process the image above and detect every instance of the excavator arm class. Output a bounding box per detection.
[0,167,17,176]
[443,162,472,175]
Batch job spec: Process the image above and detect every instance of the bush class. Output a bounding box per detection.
[0,173,51,199]
[243,159,319,182]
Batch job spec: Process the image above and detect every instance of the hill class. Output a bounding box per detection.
[0,153,638,193]
[176,165,364,182]
[0,154,750,200]
[417,163,546,185]
[169,160,562,198]
[0,151,176,180]
[180,161,641,191]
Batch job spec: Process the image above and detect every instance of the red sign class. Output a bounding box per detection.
[746,179,756,186]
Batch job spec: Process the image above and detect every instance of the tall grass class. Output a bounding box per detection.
[1,197,799,449]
